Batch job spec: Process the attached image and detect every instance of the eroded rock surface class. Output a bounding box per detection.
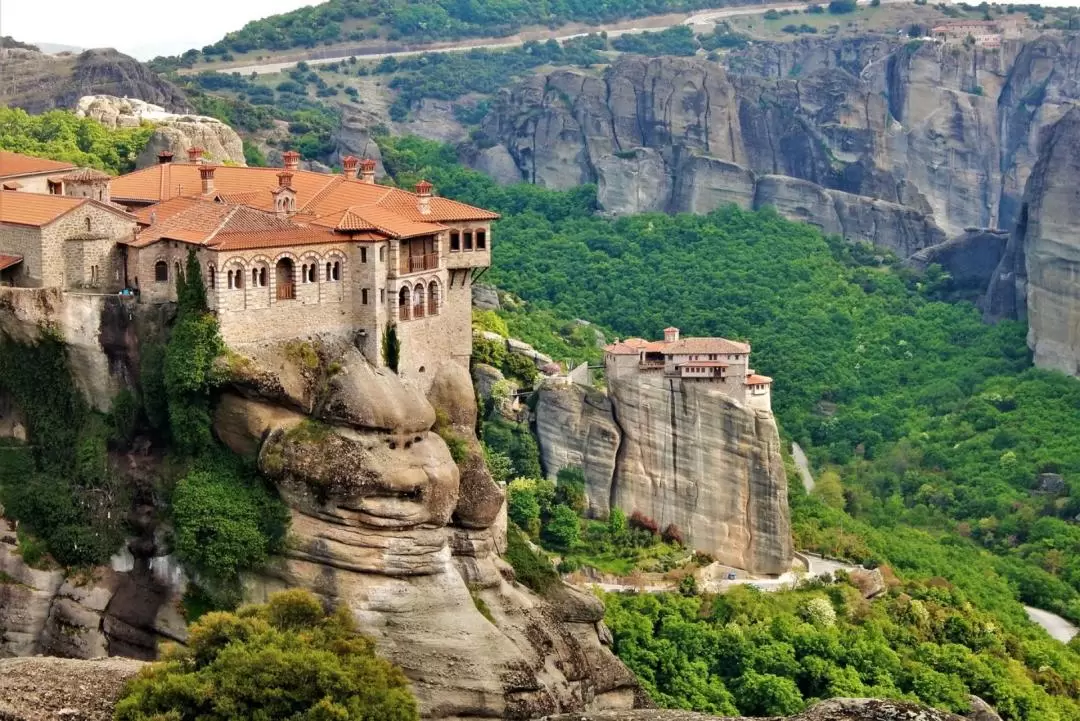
[535,371,791,575]
[216,338,639,719]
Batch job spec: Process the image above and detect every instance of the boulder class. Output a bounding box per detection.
[472,283,501,311]
[969,695,1004,721]
[472,144,523,186]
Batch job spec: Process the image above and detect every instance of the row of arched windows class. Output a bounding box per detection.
[398,281,441,321]
[448,229,487,253]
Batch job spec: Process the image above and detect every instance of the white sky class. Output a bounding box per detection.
[0,0,317,59]
[4,0,1080,60]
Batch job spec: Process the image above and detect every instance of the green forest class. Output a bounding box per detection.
[0,107,154,174]
[189,0,761,59]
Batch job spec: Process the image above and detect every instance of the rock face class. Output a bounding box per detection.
[545,698,972,721]
[535,372,791,575]
[480,38,1080,256]
[0,47,190,115]
[908,229,1010,293]
[0,656,145,721]
[75,95,246,168]
[985,107,1080,375]
[215,337,640,719]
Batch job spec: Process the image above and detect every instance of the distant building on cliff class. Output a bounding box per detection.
[930,17,1026,47]
[604,326,772,411]
[0,148,498,382]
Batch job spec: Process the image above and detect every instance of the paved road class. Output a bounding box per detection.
[792,442,815,492]
[214,0,901,76]
[1025,606,1079,644]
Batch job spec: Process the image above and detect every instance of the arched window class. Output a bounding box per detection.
[85,217,92,232]
[413,283,425,319]
[252,268,259,287]
[227,270,234,289]
[476,229,487,250]
[464,231,473,251]
[398,285,411,320]
[332,261,340,281]
[208,266,215,289]
[234,269,243,289]
[154,261,168,282]
[325,262,332,282]
[428,280,439,316]
[259,267,267,287]
[450,231,461,252]
[276,258,296,300]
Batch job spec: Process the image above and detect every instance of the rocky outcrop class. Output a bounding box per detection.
[0,48,190,115]
[908,229,1009,292]
[480,37,1080,256]
[215,338,640,719]
[75,95,246,167]
[0,656,145,721]
[985,107,1080,374]
[535,371,791,575]
[545,698,973,721]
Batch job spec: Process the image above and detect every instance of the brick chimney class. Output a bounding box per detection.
[664,327,680,343]
[157,151,174,164]
[277,170,293,188]
[415,179,432,215]
[342,155,359,180]
[187,146,204,164]
[200,165,216,195]
[283,150,301,171]
[359,158,377,184]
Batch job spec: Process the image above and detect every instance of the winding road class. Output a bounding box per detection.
[211,0,904,76]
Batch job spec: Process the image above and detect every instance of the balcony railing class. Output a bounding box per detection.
[400,253,439,275]
[399,304,411,321]
[276,281,295,300]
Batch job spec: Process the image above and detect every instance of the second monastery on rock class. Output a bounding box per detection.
[0,148,497,379]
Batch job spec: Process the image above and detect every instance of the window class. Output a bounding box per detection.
[464,231,473,251]
[476,229,487,249]
[428,280,439,316]
[379,246,386,262]
[326,262,332,281]
[362,288,369,305]
[332,261,340,281]
[234,270,243,289]
[307,264,316,283]
[399,286,411,320]
[85,217,92,232]
[208,266,215,289]
[450,231,460,252]
[252,268,259,287]
[301,264,308,283]
[260,267,267,287]
[154,261,168,282]
[361,247,368,263]
[380,288,385,305]
[227,270,234,289]
[413,283,425,318]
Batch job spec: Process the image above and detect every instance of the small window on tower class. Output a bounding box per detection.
[362,288,369,305]
[464,231,473,251]
[155,261,168,283]
[476,230,487,249]
[361,247,368,263]
[450,231,460,252]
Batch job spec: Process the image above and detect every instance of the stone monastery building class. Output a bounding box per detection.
[0,148,498,381]
[604,327,773,410]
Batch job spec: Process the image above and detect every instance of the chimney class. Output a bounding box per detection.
[664,327,680,343]
[187,146,205,164]
[359,158,377,184]
[415,179,432,215]
[342,155,359,180]
[283,150,301,171]
[157,151,174,164]
[200,165,216,195]
[277,170,293,188]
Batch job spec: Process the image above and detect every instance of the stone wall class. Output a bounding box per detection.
[0,225,45,286]
[4,171,58,195]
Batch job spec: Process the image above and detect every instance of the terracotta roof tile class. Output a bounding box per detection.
[63,168,113,183]
[0,254,23,271]
[312,204,444,238]
[0,191,86,227]
[211,227,344,251]
[604,341,642,355]
[0,151,77,179]
[746,374,773,385]
[111,164,338,204]
[665,337,751,355]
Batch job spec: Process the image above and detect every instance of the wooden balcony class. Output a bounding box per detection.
[400,253,439,275]
[276,281,295,300]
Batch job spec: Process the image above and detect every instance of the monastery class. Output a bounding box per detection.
[0,148,498,381]
[604,327,773,410]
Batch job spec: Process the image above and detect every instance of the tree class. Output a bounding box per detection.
[383,323,401,372]
[544,503,581,549]
[814,470,846,510]
[114,589,419,721]
[507,478,542,537]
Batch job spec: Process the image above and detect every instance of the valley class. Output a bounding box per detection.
[4,1,1080,719]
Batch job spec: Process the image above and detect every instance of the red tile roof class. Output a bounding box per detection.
[0,151,77,179]
[604,341,643,355]
[0,191,132,227]
[605,334,751,357]
[63,168,113,183]
[746,374,773,385]
[0,254,23,271]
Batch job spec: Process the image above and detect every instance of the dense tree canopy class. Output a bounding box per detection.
[0,107,152,174]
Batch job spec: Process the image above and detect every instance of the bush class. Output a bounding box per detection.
[828,0,857,13]
[544,503,581,549]
[629,510,660,536]
[114,589,419,721]
[505,524,558,593]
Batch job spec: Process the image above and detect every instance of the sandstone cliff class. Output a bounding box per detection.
[479,36,1080,256]
[535,373,791,576]
[984,107,1080,374]
[76,95,246,168]
[0,48,190,115]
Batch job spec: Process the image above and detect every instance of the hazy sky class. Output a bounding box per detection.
[5,0,1080,60]
[0,0,316,59]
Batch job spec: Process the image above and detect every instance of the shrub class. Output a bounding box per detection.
[661,523,684,546]
[828,0,857,13]
[629,510,660,536]
[544,504,581,549]
[114,590,419,721]
[505,524,559,593]
[383,323,401,372]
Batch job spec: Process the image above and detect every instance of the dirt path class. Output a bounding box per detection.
[211,0,900,76]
